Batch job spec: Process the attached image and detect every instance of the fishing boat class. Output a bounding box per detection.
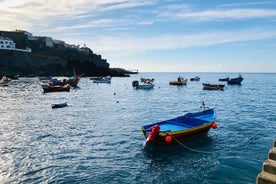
[132,80,154,89]
[49,75,80,87]
[169,77,188,85]
[141,105,217,146]
[140,78,155,83]
[92,76,112,83]
[227,75,244,85]
[52,102,68,109]
[218,77,229,82]
[0,76,10,86]
[190,76,200,81]
[41,84,70,93]
[202,83,225,90]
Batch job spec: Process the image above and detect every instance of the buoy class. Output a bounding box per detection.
[165,135,172,143]
[211,122,217,129]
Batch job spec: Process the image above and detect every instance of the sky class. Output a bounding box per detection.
[1,0,276,72]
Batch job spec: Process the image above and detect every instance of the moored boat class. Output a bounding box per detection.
[92,76,112,83]
[132,80,154,89]
[227,75,244,85]
[140,78,155,83]
[49,75,80,87]
[190,76,200,81]
[202,83,225,90]
[41,84,70,93]
[141,106,217,146]
[169,76,188,85]
[218,77,229,82]
[52,102,68,109]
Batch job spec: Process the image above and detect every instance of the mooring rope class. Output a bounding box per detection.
[172,122,274,154]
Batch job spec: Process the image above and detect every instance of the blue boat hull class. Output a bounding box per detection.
[227,77,244,85]
[52,102,68,109]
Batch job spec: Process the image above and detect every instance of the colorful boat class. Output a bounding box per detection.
[202,83,225,90]
[132,80,154,89]
[41,84,70,93]
[140,78,155,83]
[141,107,217,146]
[227,75,244,85]
[169,77,188,85]
[49,75,80,87]
[52,102,68,109]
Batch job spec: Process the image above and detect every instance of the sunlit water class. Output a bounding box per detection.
[0,73,275,184]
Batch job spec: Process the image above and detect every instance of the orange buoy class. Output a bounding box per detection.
[165,135,172,143]
[211,122,218,129]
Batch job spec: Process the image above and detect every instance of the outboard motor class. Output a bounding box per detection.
[132,80,139,88]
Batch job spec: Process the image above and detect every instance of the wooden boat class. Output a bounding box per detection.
[41,84,70,93]
[49,75,80,87]
[141,107,217,145]
[227,75,244,85]
[202,83,225,90]
[52,102,68,109]
[92,76,112,83]
[190,76,200,81]
[132,80,154,89]
[218,77,229,82]
[169,77,188,85]
[140,78,155,83]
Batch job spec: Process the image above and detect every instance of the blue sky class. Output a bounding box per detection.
[1,0,276,72]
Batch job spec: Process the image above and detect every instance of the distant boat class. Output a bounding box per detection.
[132,80,154,89]
[202,83,225,90]
[141,106,217,146]
[140,78,155,83]
[190,76,200,81]
[52,102,68,109]
[0,76,10,86]
[227,75,244,85]
[49,75,80,87]
[218,77,229,82]
[169,76,188,85]
[41,84,70,93]
[92,76,112,83]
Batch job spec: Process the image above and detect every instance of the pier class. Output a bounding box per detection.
[256,139,276,184]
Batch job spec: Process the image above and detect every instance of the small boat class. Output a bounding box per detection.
[227,75,244,85]
[169,77,188,85]
[141,106,217,146]
[202,83,225,90]
[218,77,229,82]
[41,84,70,93]
[52,102,68,109]
[140,78,155,83]
[49,75,80,87]
[190,76,200,81]
[132,80,154,89]
[92,76,112,83]
[0,76,10,86]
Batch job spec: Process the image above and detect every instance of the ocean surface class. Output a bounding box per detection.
[0,72,275,184]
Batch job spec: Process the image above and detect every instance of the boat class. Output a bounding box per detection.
[52,102,68,109]
[0,76,10,86]
[190,76,200,81]
[218,77,229,82]
[227,75,244,85]
[140,78,155,83]
[202,83,225,90]
[49,75,80,87]
[41,84,70,93]
[141,106,217,146]
[92,76,112,83]
[132,80,154,89]
[169,77,188,85]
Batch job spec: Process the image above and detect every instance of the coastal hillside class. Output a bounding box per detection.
[0,30,130,77]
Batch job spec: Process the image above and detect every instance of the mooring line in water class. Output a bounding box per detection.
[172,124,271,154]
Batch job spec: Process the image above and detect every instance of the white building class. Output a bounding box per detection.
[0,36,16,49]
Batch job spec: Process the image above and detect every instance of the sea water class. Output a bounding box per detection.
[0,73,275,183]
